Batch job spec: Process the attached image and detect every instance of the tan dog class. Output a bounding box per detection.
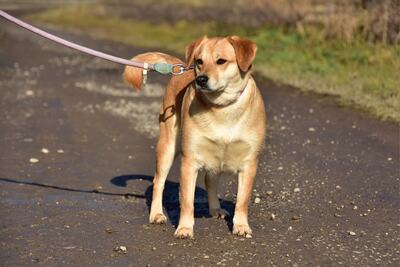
[123,36,266,238]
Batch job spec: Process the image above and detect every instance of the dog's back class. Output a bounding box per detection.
[123,52,194,124]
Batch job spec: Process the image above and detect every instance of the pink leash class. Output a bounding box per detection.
[0,10,192,75]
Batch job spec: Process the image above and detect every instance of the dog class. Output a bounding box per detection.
[123,35,266,238]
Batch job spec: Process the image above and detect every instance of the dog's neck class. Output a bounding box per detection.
[196,75,251,108]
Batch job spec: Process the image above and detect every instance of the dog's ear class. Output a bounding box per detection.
[185,35,207,66]
[228,36,257,72]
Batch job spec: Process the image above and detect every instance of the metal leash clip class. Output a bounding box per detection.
[171,63,194,75]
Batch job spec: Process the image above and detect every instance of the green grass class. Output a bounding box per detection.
[28,5,400,122]
[253,28,400,122]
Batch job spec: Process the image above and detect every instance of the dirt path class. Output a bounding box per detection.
[0,14,399,266]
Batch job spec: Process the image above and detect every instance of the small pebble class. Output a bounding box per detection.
[387,157,392,161]
[57,149,64,153]
[308,127,316,132]
[29,158,39,163]
[254,197,261,204]
[293,188,300,193]
[41,148,49,154]
[114,246,127,253]
[245,233,252,238]
[292,215,301,221]
[348,231,356,236]
[270,213,276,220]
[266,191,273,196]
[277,166,283,170]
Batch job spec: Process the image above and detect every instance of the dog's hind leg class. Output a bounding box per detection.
[205,173,228,219]
[149,113,178,224]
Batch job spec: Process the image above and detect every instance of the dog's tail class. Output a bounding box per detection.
[123,52,184,90]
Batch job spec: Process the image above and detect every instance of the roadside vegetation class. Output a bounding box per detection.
[27,2,399,122]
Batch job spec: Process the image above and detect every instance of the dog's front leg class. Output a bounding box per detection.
[174,156,199,239]
[233,158,258,238]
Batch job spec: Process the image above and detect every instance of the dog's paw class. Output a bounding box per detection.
[149,213,167,224]
[210,208,229,219]
[232,224,253,238]
[174,227,194,239]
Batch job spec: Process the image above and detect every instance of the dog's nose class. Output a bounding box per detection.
[195,75,209,87]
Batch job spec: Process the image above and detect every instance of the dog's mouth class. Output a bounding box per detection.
[196,85,224,93]
[198,86,213,92]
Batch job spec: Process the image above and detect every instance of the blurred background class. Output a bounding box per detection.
[1,0,399,122]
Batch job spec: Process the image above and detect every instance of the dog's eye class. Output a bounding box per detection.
[216,59,227,65]
[195,59,203,65]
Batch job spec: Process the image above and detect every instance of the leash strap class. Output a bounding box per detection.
[0,10,192,75]
[142,62,148,85]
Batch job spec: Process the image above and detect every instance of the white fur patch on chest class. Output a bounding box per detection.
[194,133,251,173]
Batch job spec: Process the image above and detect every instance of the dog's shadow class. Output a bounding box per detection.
[110,174,235,229]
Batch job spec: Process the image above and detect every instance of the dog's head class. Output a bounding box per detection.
[186,35,257,98]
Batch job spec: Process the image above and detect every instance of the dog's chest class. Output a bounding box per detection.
[193,117,252,172]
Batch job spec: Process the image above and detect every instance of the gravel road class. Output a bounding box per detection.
[0,11,399,266]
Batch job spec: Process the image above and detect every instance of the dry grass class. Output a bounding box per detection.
[143,0,399,44]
